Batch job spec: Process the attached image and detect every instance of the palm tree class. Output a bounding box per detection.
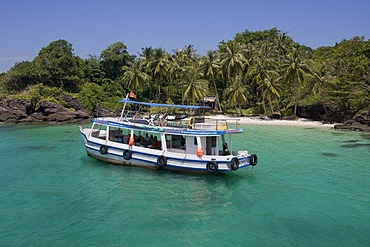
[309,62,337,115]
[122,59,151,94]
[259,73,282,114]
[179,62,209,105]
[152,49,171,101]
[218,42,249,86]
[223,75,249,115]
[247,43,280,114]
[200,50,222,112]
[281,45,311,116]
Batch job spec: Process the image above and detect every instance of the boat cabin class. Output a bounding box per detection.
[89,120,235,157]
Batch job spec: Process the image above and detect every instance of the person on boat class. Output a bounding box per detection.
[136,135,143,146]
[123,134,129,144]
[143,133,151,147]
[152,136,161,149]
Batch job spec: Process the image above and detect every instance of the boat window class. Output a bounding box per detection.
[108,127,129,144]
[133,130,162,149]
[166,134,186,150]
[91,124,107,140]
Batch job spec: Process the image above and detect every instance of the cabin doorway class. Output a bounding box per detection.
[205,136,217,155]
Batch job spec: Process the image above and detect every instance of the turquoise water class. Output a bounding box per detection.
[0,124,369,247]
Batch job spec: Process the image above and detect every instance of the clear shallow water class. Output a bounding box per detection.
[0,124,369,247]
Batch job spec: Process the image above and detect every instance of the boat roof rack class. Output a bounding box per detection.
[119,99,210,109]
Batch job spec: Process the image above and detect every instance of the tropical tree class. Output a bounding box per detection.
[247,43,280,114]
[33,39,84,92]
[281,45,311,116]
[200,50,222,112]
[122,59,151,95]
[151,49,171,101]
[259,73,282,114]
[78,82,104,112]
[218,42,249,86]
[308,62,337,115]
[223,75,249,115]
[100,42,135,81]
[179,62,209,105]
[1,61,38,92]
[83,55,105,85]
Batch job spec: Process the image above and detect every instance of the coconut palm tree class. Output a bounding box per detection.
[179,62,209,105]
[281,45,311,116]
[200,50,222,112]
[309,62,337,115]
[258,73,282,114]
[152,49,171,101]
[122,59,151,94]
[223,75,249,115]
[247,40,280,113]
[218,42,249,86]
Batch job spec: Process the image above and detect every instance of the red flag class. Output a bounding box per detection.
[129,91,136,99]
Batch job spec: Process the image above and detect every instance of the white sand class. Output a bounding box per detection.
[207,115,335,128]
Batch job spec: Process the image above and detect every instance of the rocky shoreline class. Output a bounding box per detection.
[0,96,90,124]
[333,110,370,131]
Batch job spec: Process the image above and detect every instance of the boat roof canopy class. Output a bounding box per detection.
[119,99,210,109]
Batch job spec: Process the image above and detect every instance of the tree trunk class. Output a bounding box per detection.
[213,78,222,112]
[294,81,299,116]
[262,92,267,115]
[268,95,274,113]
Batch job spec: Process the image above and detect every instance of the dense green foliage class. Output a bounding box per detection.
[1,29,369,119]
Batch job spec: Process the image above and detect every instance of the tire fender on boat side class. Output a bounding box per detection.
[157,155,167,167]
[230,157,240,171]
[250,154,258,166]
[100,145,108,154]
[123,149,132,160]
[206,161,218,173]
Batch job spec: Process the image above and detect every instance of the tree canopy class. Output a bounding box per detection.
[1,30,369,120]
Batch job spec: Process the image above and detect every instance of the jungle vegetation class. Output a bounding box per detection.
[1,28,369,120]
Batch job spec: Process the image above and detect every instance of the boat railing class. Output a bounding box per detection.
[194,118,240,131]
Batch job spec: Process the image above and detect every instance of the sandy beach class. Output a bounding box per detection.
[208,115,335,128]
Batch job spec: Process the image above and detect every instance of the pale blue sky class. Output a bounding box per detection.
[1,0,369,72]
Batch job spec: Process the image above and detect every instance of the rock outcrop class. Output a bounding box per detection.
[334,110,370,131]
[0,97,90,124]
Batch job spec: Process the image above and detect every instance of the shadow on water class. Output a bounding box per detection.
[360,133,370,140]
[340,143,370,148]
[330,131,346,136]
[60,139,77,143]
[283,219,321,237]
[321,152,338,157]
[23,145,49,151]
[343,140,360,143]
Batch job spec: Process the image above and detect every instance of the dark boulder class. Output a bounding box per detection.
[269,113,281,119]
[334,110,370,131]
[37,101,68,115]
[36,100,90,122]
[0,98,91,124]
[0,99,31,123]
[58,94,84,111]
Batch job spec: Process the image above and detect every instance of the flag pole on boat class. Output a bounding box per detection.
[119,93,129,121]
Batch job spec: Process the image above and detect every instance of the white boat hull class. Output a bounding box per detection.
[80,128,254,174]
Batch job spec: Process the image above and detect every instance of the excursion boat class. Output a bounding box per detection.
[79,99,258,174]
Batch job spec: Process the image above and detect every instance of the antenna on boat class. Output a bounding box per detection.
[119,93,129,121]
